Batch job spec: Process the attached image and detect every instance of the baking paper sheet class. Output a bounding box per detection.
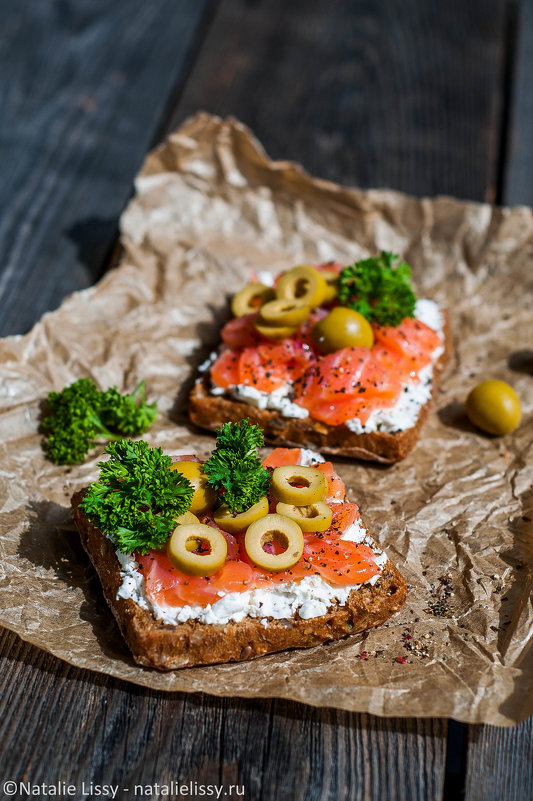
[0,113,532,725]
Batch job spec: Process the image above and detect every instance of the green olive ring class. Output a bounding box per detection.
[231,283,276,318]
[275,501,333,532]
[174,510,201,536]
[214,496,269,533]
[244,513,304,572]
[321,270,339,303]
[276,266,328,309]
[167,523,228,576]
[170,461,218,515]
[271,465,328,505]
[254,319,298,340]
[259,297,311,327]
[173,511,201,551]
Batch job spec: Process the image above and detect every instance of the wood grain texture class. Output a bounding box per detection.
[463,3,533,797]
[502,0,533,205]
[0,628,447,801]
[0,0,527,798]
[0,0,213,336]
[173,0,507,202]
[464,720,533,801]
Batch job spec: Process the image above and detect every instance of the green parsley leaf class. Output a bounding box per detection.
[42,378,158,465]
[337,251,417,327]
[80,440,193,554]
[204,419,271,514]
[100,381,158,436]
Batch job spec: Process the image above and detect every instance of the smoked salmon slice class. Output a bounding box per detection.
[213,298,442,429]
[210,349,241,388]
[373,318,440,372]
[262,447,303,468]
[135,449,381,609]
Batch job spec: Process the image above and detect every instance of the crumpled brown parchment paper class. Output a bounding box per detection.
[0,113,532,725]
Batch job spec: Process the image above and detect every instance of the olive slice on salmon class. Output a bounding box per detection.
[259,297,311,327]
[167,523,227,576]
[173,510,202,554]
[321,270,339,302]
[231,283,276,317]
[174,511,200,528]
[271,465,328,505]
[170,461,218,514]
[214,496,269,533]
[254,319,299,340]
[245,513,304,571]
[276,266,328,309]
[275,501,332,532]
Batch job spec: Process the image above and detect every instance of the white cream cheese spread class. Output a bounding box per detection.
[115,518,388,626]
[229,383,309,419]
[298,448,325,465]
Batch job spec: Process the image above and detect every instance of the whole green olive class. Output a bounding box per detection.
[465,380,522,435]
[312,307,374,353]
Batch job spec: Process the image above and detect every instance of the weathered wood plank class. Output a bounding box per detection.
[0,628,447,801]
[257,705,447,801]
[0,0,213,336]
[174,0,507,203]
[464,2,533,798]
[464,720,533,801]
[0,0,516,798]
[502,0,533,205]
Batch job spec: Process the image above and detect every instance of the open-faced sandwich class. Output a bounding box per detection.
[190,252,451,462]
[71,421,406,669]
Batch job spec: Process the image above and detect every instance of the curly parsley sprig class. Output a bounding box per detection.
[204,419,271,514]
[80,440,193,554]
[338,251,417,327]
[42,378,158,465]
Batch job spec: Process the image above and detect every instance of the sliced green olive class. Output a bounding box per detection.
[259,297,311,327]
[214,496,269,533]
[465,380,522,435]
[271,465,328,505]
[173,510,202,551]
[312,307,374,353]
[245,513,304,572]
[167,523,227,576]
[275,501,332,532]
[231,283,276,317]
[174,511,200,527]
[276,266,328,309]
[254,319,298,340]
[321,270,339,303]
[170,461,218,514]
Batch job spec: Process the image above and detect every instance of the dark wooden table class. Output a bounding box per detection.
[1,2,532,798]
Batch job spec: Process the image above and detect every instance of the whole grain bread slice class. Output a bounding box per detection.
[189,313,452,463]
[72,490,407,670]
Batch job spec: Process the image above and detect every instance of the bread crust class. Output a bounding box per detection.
[72,490,407,670]
[189,312,452,463]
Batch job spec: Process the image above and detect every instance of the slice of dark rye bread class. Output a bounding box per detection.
[71,490,407,670]
[189,312,452,463]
